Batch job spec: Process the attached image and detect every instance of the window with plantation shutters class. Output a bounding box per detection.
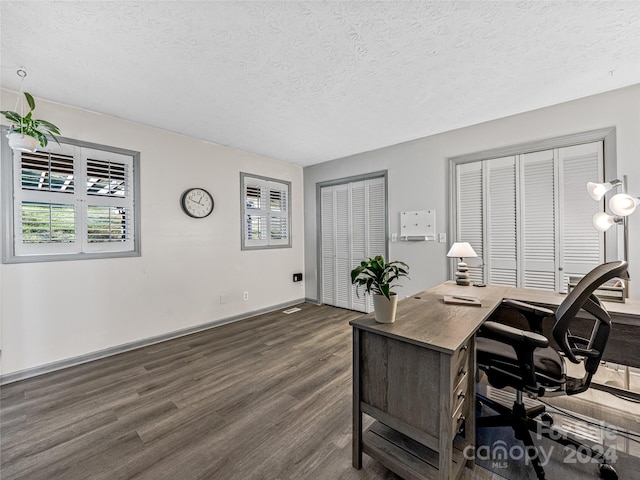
[241,173,291,249]
[453,140,605,292]
[2,130,140,262]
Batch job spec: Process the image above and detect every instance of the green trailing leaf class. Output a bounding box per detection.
[24,92,35,111]
[350,255,410,300]
[1,92,61,148]
[0,111,22,123]
[35,119,61,134]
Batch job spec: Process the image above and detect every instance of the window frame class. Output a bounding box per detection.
[1,126,141,263]
[240,172,292,250]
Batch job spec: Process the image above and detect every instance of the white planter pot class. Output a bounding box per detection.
[373,293,398,323]
[7,132,38,153]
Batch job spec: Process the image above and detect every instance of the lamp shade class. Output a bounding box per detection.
[592,212,618,232]
[447,242,477,259]
[609,193,640,217]
[586,181,617,201]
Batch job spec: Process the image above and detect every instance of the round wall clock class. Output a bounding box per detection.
[180,188,214,218]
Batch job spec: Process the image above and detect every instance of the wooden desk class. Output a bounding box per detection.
[350,283,509,480]
[351,282,640,479]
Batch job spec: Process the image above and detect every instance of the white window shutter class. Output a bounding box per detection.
[244,177,268,247]
[268,181,289,246]
[520,149,557,290]
[558,142,604,288]
[487,156,517,286]
[457,162,484,284]
[82,149,134,253]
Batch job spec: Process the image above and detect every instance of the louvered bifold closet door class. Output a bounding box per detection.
[520,149,558,290]
[487,157,518,286]
[456,162,485,284]
[349,178,386,313]
[559,142,604,289]
[320,177,386,313]
[320,186,336,306]
[350,181,368,312]
[366,177,387,312]
[334,184,352,309]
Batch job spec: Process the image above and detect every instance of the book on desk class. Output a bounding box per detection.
[443,294,482,306]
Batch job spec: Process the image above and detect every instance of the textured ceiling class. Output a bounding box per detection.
[1,1,639,166]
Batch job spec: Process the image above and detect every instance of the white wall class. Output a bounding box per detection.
[304,84,640,301]
[0,89,305,377]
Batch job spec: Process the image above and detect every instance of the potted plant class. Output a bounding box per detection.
[1,92,61,153]
[351,255,409,323]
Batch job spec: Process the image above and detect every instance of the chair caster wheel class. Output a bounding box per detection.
[541,413,553,425]
[599,462,618,480]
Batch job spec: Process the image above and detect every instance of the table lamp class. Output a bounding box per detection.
[447,242,477,286]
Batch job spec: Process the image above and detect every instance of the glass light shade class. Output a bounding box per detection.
[609,193,640,216]
[586,181,614,201]
[446,242,477,259]
[592,212,617,232]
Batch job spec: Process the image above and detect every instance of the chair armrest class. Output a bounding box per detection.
[501,299,555,334]
[481,321,549,348]
[502,299,554,317]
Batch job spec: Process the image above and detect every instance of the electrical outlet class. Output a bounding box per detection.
[243,291,249,301]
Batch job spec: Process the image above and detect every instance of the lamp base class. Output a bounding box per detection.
[455,261,471,286]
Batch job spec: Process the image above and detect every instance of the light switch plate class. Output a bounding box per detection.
[439,233,447,243]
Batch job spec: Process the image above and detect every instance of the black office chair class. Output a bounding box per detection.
[475,260,628,480]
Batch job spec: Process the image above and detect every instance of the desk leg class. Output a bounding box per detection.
[352,327,362,469]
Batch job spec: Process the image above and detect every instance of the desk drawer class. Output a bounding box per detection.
[452,372,469,413]
[452,390,470,436]
[452,341,470,383]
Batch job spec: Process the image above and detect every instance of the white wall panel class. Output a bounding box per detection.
[0,89,304,377]
[303,85,640,301]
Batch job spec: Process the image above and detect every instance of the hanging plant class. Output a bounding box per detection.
[2,91,61,152]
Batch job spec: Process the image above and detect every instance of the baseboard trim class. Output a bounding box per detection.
[1,298,306,385]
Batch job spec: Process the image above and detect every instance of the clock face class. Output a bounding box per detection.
[181,188,214,218]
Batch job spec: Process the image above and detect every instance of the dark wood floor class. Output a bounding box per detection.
[1,303,411,480]
[9,302,617,480]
